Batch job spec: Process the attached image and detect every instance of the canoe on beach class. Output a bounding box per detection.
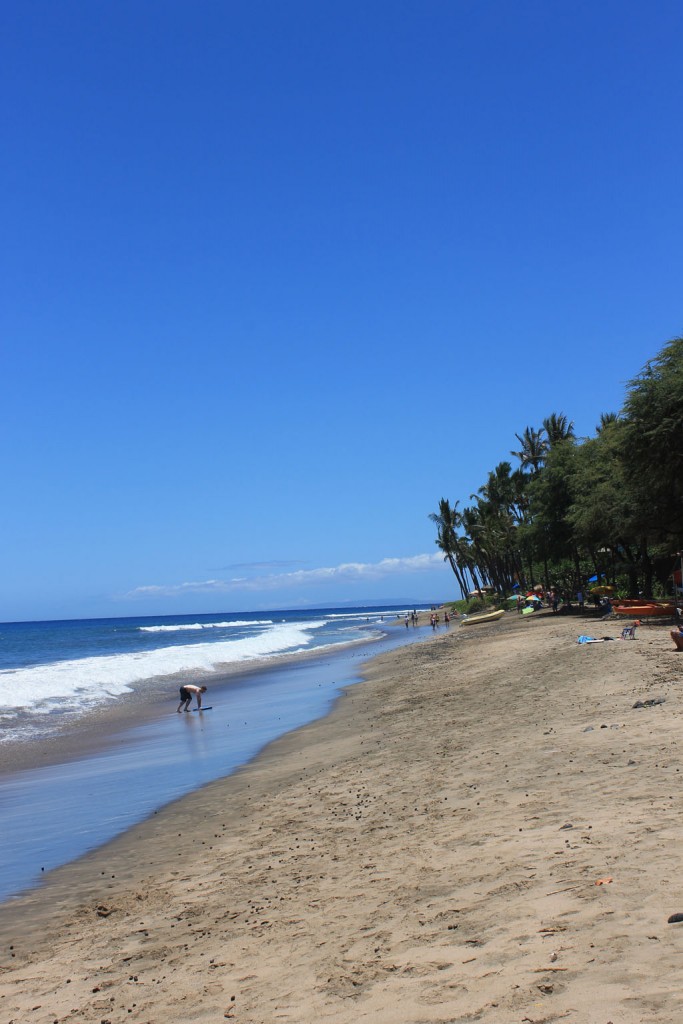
[613,603,675,617]
[461,608,505,626]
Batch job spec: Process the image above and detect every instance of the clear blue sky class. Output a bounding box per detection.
[2,0,682,622]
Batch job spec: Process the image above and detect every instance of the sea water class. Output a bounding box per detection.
[0,606,420,744]
[0,605,431,902]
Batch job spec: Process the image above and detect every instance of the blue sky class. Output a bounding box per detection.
[2,0,682,622]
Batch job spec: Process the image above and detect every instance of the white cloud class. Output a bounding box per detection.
[125,552,444,599]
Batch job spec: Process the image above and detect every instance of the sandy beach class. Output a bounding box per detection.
[2,610,682,1024]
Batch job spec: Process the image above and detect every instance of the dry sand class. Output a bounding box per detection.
[1,611,682,1024]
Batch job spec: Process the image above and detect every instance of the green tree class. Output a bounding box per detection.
[596,411,619,433]
[527,440,578,589]
[511,426,548,474]
[542,412,575,448]
[469,462,528,590]
[432,335,683,600]
[568,421,641,591]
[429,499,470,599]
[621,338,683,542]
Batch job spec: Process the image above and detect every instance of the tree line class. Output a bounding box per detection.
[431,336,683,601]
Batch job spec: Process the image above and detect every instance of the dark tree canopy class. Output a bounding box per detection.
[621,338,683,539]
[432,336,683,599]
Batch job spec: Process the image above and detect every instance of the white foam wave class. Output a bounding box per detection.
[324,612,386,619]
[0,621,325,714]
[324,610,411,621]
[138,620,273,632]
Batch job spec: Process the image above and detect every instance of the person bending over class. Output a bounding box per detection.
[177,684,207,712]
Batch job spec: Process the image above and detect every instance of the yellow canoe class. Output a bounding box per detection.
[461,608,505,626]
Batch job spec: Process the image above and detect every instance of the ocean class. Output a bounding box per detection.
[0,605,423,745]
[0,605,432,902]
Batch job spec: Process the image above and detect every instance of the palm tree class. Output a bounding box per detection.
[458,505,494,596]
[542,412,575,448]
[510,467,531,526]
[429,499,469,598]
[477,462,514,511]
[596,411,619,433]
[511,426,548,474]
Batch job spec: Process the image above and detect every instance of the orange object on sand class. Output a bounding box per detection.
[595,877,613,886]
[613,603,674,616]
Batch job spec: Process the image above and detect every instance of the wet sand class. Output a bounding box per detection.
[2,611,682,1023]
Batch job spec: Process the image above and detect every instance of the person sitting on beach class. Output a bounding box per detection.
[177,684,207,712]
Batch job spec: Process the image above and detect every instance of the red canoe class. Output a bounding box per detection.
[613,603,674,617]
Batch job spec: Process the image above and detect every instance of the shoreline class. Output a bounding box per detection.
[0,619,412,778]
[0,618,432,903]
[2,612,682,1022]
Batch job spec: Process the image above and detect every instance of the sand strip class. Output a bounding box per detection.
[1,613,682,1023]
